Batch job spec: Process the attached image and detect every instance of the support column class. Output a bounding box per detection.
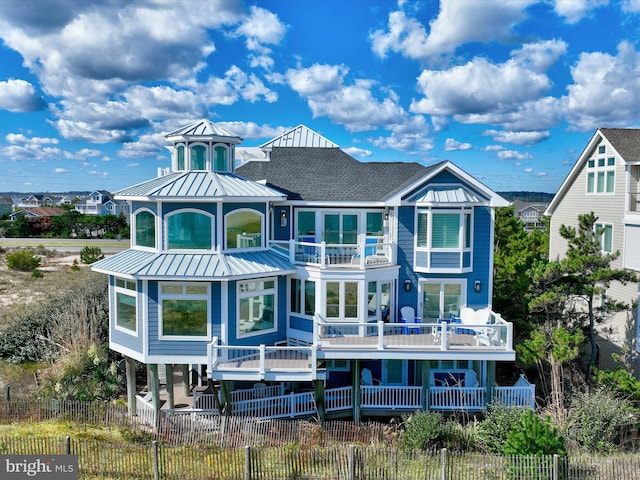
[352,359,361,423]
[165,364,174,409]
[181,365,191,397]
[421,360,431,411]
[220,380,233,415]
[313,380,325,423]
[485,361,496,405]
[125,356,137,416]
[148,364,161,430]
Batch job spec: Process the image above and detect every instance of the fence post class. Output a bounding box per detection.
[553,454,559,480]
[349,444,356,480]
[65,436,71,455]
[441,448,447,480]
[245,445,251,480]
[152,441,159,480]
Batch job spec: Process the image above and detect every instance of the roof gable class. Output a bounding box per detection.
[259,125,338,150]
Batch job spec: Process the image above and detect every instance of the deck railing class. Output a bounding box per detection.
[268,239,393,269]
[361,386,422,410]
[493,384,536,409]
[428,386,486,411]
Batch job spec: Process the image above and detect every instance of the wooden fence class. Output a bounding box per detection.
[2,437,640,480]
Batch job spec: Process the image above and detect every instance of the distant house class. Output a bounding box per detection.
[74,190,125,216]
[10,206,66,221]
[512,200,548,231]
[0,197,13,217]
[546,127,640,376]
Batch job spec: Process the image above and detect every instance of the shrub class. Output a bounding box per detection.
[502,409,566,456]
[399,411,474,451]
[477,403,528,453]
[80,245,104,264]
[566,388,636,453]
[593,367,640,407]
[6,249,41,272]
[31,269,43,278]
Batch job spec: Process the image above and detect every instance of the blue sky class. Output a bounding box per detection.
[1,0,640,194]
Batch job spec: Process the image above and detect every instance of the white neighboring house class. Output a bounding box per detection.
[546,128,640,376]
[74,190,125,216]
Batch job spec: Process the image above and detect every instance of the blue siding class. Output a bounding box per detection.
[273,206,290,241]
[131,201,158,215]
[467,206,492,308]
[222,202,267,216]
[397,206,417,310]
[163,202,217,215]
[109,276,143,353]
[290,315,312,333]
[430,252,461,268]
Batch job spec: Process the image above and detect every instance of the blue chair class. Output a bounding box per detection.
[400,306,420,334]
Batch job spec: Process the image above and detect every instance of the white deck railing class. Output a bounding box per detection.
[428,387,486,411]
[361,386,422,410]
[493,384,536,409]
[269,239,393,269]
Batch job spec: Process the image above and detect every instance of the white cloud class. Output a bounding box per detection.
[444,138,472,151]
[235,6,286,49]
[370,1,535,62]
[343,147,373,158]
[497,149,533,161]
[217,121,285,140]
[622,0,640,12]
[54,167,67,173]
[551,0,608,24]
[483,130,550,145]
[565,41,640,131]
[0,79,46,112]
[524,167,533,173]
[6,133,58,145]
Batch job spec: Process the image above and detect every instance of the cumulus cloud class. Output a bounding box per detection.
[497,149,533,161]
[370,1,535,62]
[551,0,608,24]
[444,138,472,151]
[564,41,640,131]
[343,147,373,158]
[483,129,550,145]
[0,79,46,112]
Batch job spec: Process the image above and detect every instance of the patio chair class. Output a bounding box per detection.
[400,306,421,334]
[361,368,380,386]
[457,307,477,335]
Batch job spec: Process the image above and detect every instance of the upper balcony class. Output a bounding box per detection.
[270,239,392,269]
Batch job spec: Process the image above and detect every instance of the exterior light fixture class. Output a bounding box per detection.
[280,210,288,228]
[404,280,411,292]
[474,280,481,292]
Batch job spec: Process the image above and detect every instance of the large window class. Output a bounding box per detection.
[586,152,615,194]
[417,209,472,250]
[326,281,358,319]
[291,278,316,316]
[176,145,185,170]
[190,145,206,170]
[596,222,613,253]
[238,279,276,336]
[214,145,227,171]
[297,211,316,239]
[226,210,262,249]
[159,283,209,339]
[115,278,137,334]
[135,210,155,248]
[323,213,358,244]
[167,210,212,250]
[421,280,464,322]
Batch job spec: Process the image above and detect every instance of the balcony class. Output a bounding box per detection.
[206,313,514,381]
[269,239,392,269]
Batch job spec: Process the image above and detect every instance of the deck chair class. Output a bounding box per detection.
[400,306,420,334]
[457,307,477,334]
[361,368,380,385]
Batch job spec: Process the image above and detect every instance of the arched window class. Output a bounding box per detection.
[190,145,206,170]
[214,145,227,171]
[167,210,212,249]
[176,145,185,170]
[226,210,262,249]
[135,210,156,248]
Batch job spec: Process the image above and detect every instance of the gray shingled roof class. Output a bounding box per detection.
[600,128,640,161]
[236,147,436,202]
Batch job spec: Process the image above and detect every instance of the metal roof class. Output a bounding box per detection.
[259,125,338,150]
[115,171,285,199]
[91,249,296,280]
[165,119,242,143]
[410,185,482,204]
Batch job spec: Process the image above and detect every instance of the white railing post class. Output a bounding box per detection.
[289,238,296,263]
[311,345,318,378]
[259,345,266,376]
[320,241,327,267]
[313,315,320,344]
[440,322,448,350]
[507,322,514,349]
[377,321,384,349]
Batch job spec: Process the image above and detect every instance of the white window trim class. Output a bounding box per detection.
[414,208,473,273]
[595,222,614,253]
[132,208,157,251]
[291,278,315,318]
[158,282,211,341]
[224,208,265,251]
[237,278,277,339]
[174,143,186,171]
[188,142,209,171]
[586,153,615,194]
[114,279,138,336]
[165,208,215,252]
[418,278,467,321]
[324,280,360,321]
[212,143,230,172]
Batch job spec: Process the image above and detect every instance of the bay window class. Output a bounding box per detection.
[238,279,276,336]
[415,208,473,271]
[167,210,212,250]
[159,283,209,339]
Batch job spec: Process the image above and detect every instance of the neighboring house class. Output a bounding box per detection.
[546,128,640,376]
[15,194,56,208]
[9,206,66,221]
[512,200,548,231]
[92,120,533,421]
[74,190,124,216]
[0,197,13,217]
